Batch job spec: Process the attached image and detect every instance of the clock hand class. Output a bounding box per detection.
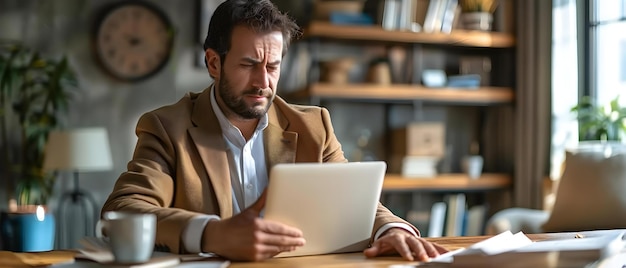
[124,33,141,46]
[129,37,141,46]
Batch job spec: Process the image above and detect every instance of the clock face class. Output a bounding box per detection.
[94,1,173,82]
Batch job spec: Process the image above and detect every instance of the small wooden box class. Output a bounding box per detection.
[392,122,446,157]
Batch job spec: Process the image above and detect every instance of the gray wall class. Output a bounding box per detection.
[0,0,489,248]
[0,0,210,212]
[0,0,447,210]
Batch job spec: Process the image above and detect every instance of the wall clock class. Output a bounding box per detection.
[94,1,174,82]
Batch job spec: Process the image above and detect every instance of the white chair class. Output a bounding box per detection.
[486,142,626,234]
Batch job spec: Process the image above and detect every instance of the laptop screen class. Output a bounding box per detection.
[264,161,387,257]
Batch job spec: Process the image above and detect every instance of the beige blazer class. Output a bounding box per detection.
[102,88,418,253]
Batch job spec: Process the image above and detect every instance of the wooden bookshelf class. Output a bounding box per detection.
[305,21,515,48]
[382,173,512,192]
[296,21,516,205]
[290,83,514,105]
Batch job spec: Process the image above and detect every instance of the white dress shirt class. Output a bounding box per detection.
[182,87,416,253]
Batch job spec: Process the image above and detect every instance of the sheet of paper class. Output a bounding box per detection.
[514,229,626,256]
[176,261,230,268]
[428,230,533,263]
[427,229,626,265]
[452,230,533,256]
[429,247,465,263]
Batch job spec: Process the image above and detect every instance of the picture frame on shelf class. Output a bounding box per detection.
[196,0,226,68]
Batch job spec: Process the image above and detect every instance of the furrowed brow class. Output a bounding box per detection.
[268,59,281,66]
[242,57,262,64]
[241,57,280,66]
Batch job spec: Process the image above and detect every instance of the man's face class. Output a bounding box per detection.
[214,26,283,120]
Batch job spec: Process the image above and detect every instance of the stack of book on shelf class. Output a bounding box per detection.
[381,0,423,31]
[423,0,460,33]
[427,193,487,237]
[391,122,446,178]
[378,0,459,33]
[401,155,440,177]
[429,229,626,266]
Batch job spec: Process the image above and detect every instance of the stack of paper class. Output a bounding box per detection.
[401,155,440,178]
[430,229,626,266]
[69,237,230,268]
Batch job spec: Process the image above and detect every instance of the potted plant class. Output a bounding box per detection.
[0,41,77,251]
[571,96,626,141]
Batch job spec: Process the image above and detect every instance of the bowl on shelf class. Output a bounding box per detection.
[320,57,355,84]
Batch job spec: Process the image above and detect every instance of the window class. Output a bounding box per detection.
[550,0,579,179]
[591,0,626,105]
[551,0,626,179]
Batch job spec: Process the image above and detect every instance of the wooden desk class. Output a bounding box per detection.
[228,233,596,268]
[3,232,620,268]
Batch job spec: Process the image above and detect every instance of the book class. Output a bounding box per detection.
[413,0,430,26]
[444,193,466,236]
[422,0,442,32]
[440,0,458,33]
[75,237,229,268]
[382,0,401,30]
[110,257,180,268]
[423,0,450,32]
[73,253,180,268]
[398,0,414,30]
[427,201,447,237]
[464,204,487,236]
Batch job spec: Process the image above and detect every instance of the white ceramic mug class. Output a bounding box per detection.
[96,212,156,263]
[462,155,484,179]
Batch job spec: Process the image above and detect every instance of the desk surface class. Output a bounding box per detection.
[1,232,620,268]
[228,233,588,268]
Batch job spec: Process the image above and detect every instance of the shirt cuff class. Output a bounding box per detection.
[374,222,419,241]
[183,215,221,253]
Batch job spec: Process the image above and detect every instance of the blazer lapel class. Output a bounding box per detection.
[186,90,298,217]
[188,89,233,218]
[265,105,298,171]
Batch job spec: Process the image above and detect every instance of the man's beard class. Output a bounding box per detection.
[218,74,273,119]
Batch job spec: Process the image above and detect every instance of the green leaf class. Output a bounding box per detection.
[0,41,78,205]
[572,95,625,141]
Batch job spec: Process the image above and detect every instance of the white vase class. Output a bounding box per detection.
[462,155,484,179]
[461,12,493,31]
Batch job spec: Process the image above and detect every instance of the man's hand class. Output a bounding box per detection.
[363,228,448,261]
[201,191,306,261]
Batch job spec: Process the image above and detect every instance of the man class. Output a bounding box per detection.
[102,0,446,262]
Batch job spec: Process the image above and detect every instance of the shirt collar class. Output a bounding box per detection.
[209,85,269,144]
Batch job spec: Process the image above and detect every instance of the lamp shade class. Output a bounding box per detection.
[43,127,113,172]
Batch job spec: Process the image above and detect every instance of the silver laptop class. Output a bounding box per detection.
[264,161,387,258]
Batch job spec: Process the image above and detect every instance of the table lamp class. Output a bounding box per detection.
[43,127,113,249]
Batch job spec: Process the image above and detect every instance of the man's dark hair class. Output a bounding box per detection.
[203,0,300,67]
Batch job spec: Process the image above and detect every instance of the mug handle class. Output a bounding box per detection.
[95,219,107,239]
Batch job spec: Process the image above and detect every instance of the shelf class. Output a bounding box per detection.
[305,21,515,48]
[290,83,514,105]
[382,173,512,192]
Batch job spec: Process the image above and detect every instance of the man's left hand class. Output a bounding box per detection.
[363,228,448,261]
